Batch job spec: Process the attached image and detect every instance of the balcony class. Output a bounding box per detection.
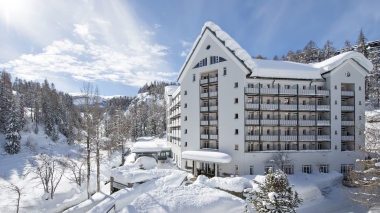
[246,135,259,141]
[316,90,330,96]
[209,135,218,140]
[201,134,208,139]
[201,119,218,126]
[245,103,259,110]
[209,120,218,126]
[262,135,279,141]
[317,135,330,141]
[298,105,315,111]
[341,91,354,96]
[209,106,218,111]
[317,105,330,111]
[342,106,354,112]
[200,93,208,98]
[209,91,218,98]
[261,104,279,110]
[200,78,208,84]
[299,120,315,126]
[299,135,315,141]
[279,88,297,95]
[261,88,279,94]
[342,121,355,126]
[280,135,297,141]
[245,87,259,94]
[279,120,297,126]
[262,119,279,126]
[200,134,218,140]
[246,119,259,125]
[317,120,330,126]
[209,77,218,83]
[342,135,354,141]
[200,120,208,125]
[280,104,297,111]
[298,89,315,96]
[200,107,208,112]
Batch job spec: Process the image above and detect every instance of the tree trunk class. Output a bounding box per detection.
[87,135,91,199]
[96,141,100,192]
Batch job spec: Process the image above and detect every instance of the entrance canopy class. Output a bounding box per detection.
[182,151,232,164]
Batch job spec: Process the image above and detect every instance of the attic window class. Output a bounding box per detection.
[193,58,207,69]
[206,45,211,50]
[210,56,227,65]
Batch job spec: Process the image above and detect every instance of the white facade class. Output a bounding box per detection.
[165,22,372,176]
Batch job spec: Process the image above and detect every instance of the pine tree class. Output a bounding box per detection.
[5,97,22,154]
[246,169,303,213]
[344,40,351,52]
[356,29,368,58]
[323,40,336,60]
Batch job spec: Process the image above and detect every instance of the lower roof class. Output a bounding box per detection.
[182,151,232,164]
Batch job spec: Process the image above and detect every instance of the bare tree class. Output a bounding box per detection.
[64,151,86,187]
[267,152,295,171]
[0,175,27,213]
[28,153,66,200]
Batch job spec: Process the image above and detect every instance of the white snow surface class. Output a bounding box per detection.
[375,162,380,167]
[131,137,171,153]
[134,156,157,169]
[164,85,179,96]
[178,21,372,80]
[182,150,232,163]
[119,184,245,213]
[194,175,252,192]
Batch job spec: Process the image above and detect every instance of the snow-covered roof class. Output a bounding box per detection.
[178,21,372,81]
[250,59,323,80]
[194,175,252,192]
[165,86,179,96]
[310,51,373,74]
[182,151,232,163]
[131,142,170,153]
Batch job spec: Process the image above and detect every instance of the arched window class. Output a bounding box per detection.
[210,56,227,64]
[193,58,207,69]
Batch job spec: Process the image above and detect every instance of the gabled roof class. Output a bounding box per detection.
[178,22,372,81]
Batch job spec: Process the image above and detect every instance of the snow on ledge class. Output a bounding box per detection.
[131,142,170,153]
[375,162,380,167]
[182,151,232,163]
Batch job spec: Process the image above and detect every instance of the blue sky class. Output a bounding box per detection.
[0,0,379,96]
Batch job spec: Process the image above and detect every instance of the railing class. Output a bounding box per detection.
[317,90,330,96]
[342,135,354,141]
[342,121,355,126]
[342,106,354,111]
[317,105,330,111]
[280,135,297,141]
[246,135,259,141]
[261,104,278,110]
[200,107,208,112]
[341,91,354,96]
[209,120,218,125]
[246,119,259,125]
[209,91,218,97]
[317,120,330,126]
[299,135,315,141]
[261,88,279,94]
[317,135,330,141]
[200,79,208,84]
[209,106,218,111]
[245,87,259,94]
[200,120,208,125]
[280,104,297,111]
[210,135,218,140]
[261,135,279,141]
[245,103,259,110]
[279,120,297,126]
[298,105,315,111]
[200,93,208,98]
[262,119,279,125]
[209,77,218,83]
[201,134,208,139]
[299,120,315,126]
[244,87,330,96]
[279,88,297,95]
[298,89,315,95]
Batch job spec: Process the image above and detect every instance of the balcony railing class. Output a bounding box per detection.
[341,91,354,96]
[200,119,218,126]
[201,134,208,139]
[246,119,259,125]
[342,121,355,126]
[299,120,315,126]
[317,105,330,111]
[245,87,259,94]
[299,135,315,141]
[280,104,297,111]
[200,93,208,98]
[209,106,218,111]
[200,107,208,112]
[245,103,259,110]
[244,87,330,96]
[210,135,218,140]
[209,77,218,83]
[317,135,330,141]
[209,91,218,98]
[342,106,354,111]
[262,119,279,126]
[200,79,208,84]
[246,135,259,141]
[316,90,330,96]
[342,135,354,141]
[279,120,297,126]
[261,135,279,141]
[200,120,208,125]
[210,120,218,125]
[261,88,279,94]
[261,104,279,110]
[298,105,315,111]
[317,120,330,126]
[280,135,297,141]
[279,88,297,95]
[298,89,315,95]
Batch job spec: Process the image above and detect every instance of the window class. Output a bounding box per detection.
[184,103,187,108]
[193,74,195,81]
[235,129,239,135]
[303,115,306,120]
[303,130,306,135]
[335,85,337,90]
[267,84,270,88]
[335,130,337,135]
[303,100,306,105]
[235,98,238,103]
[283,165,294,174]
[285,85,290,89]
[250,166,254,175]
[335,100,337,105]
[235,165,239,175]
[185,116,187,121]
[302,144,306,150]
[267,99,270,104]
[267,114,270,119]
[264,166,274,174]
[359,101,362,105]
[184,129,187,134]
[235,113,238,119]
[359,86,361,91]
[319,164,329,173]
[335,115,337,120]
[235,144,239,150]
[302,165,312,174]
[185,142,187,147]
[223,67,227,75]
[335,145,337,150]
[234,82,238,88]
[359,116,362,120]
[193,58,207,68]
[206,45,211,50]
[184,91,187,95]
[267,144,270,150]
[303,86,306,89]
[359,131,362,135]
[341,164,354,174]
[247,143,254,152]
[210,56,226,64]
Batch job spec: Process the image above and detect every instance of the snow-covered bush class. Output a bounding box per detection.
[25,135,37,152]
[246,169,303,213]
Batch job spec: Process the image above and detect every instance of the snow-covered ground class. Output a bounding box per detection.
[0,132,372,213]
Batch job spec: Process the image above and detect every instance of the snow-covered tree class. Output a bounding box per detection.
[356,29,368,58]
[246,169,303,213]
[4,97,22,154]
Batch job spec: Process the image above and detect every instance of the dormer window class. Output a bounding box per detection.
[193,58,207,69]
[210,56,227,65]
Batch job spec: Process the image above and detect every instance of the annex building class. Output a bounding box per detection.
[165,22,373,177]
